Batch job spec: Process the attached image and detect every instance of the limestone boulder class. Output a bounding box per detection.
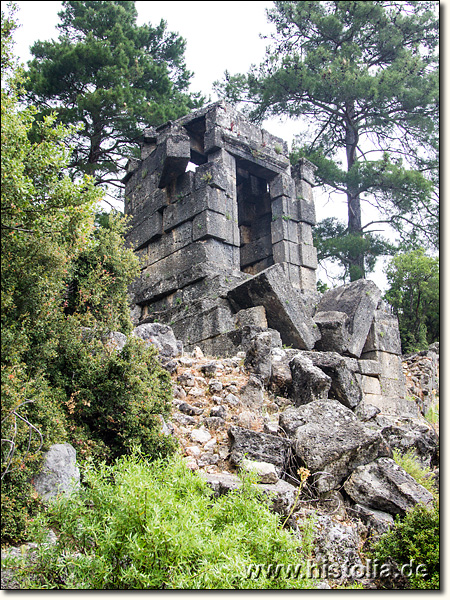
[244,332,274,383]
[228,425,290,474]
[376,416,439,468]
[352,504,394,535]
[33,443,80,501]
[227,263,321,350]
[344,457,434,516]
[133,322,179,357]
[289,354,332,406]
[314,311,351,354]
[315,279,381,358]
[300,351,363,409]
[279,400,390,492]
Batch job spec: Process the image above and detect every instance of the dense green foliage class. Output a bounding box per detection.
[216,1,439,280]
[371,501,439,589]
[23,1,202,187]
[384,248,439,353]
[3,454,317,589]
[1,8,174,545]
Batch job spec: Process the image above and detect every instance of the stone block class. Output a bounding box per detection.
[146,221,192,266]
[289,354,332,405]
[294,178,314,203]
[361,350,405,382]
[126,212,163,250]
[314,311,351,354]
[298,266,317,291]
[193,210,238,245]
[316,279,382,358]
[280,400,390,493]
[362,309,402,355]
[293,158,317,186]
[158,131,191,188]
[227,263,321,350]
[194,161,235,194]
[240,235,273,268]
[235,306,268,329]
[204,126,224,154]
[300,351,363,409]
[297,196,316,225]
[171,303,236,347]
[344,457,434,516]
[228,426,290,474]
[297,222,314,245]
[133,322,179,357]
[297,243,318,269]
[358,359,382,376]
[271,196,299,222]
[269,171,295,199]
[271,216,299,244]
[361,374,382,396]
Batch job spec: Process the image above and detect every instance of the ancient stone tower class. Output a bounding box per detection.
[124,101,317,326]
[124,101,414,418]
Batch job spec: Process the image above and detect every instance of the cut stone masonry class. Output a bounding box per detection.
[124,101,413,417]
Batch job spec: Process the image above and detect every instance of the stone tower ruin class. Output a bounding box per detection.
[124,101,414,418]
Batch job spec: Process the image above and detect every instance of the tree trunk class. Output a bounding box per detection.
[345,104,365,281]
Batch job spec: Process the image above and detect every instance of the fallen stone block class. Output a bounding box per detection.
[133,322,179,357]
[352,504,394,535]
[315,279,382,358]
[289,354,332,406]
[314,311,351,354]
[344,457,434,516]
[279,400,390,493]
[241,458,279,484]
[227,263,321,350]
[228,425,290,475]
[299,351,363,409]
[33,444,80,501]
[362,307,402,355]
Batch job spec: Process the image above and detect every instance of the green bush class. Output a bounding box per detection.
[47,326,176,461]
[6,454,316,589]
[371,501,439,589]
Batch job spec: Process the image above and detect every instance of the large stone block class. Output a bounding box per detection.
[193,210,239,245]
[316,279,382,358]
[344,457,434,516]
[271,216,299,244]
[146,221,192,267]
[362,308,402,355]
[314,311,351,354]
[158,131,191,188]
[297,243,318,269]
[269,171,295,199]
[279,400,390,493]
[126,211,163,250]
[297,196,316,225]
[240,234,273,267]
[289,354,332,405]
[228,426,290,475]
[227,263,321,350]
[194,161,235,194]
[300,351,363,409]
[271,197,299,222]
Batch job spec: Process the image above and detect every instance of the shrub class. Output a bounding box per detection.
[5,454,317,589]
[371,500,439,589]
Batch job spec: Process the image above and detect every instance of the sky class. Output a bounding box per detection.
[3,1,444,291]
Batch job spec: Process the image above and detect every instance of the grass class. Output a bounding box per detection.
[3,452,318,590]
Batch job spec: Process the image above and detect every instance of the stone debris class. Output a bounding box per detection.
[32,443,80,501]
[344,457,434,516]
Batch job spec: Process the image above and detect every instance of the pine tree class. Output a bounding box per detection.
[216,1,439,280]
[24,1,202,189]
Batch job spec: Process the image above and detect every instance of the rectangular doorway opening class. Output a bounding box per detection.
[236,161,273,275]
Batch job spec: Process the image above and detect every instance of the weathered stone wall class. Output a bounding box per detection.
[124,101,317,326]
[124,102,412,418]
